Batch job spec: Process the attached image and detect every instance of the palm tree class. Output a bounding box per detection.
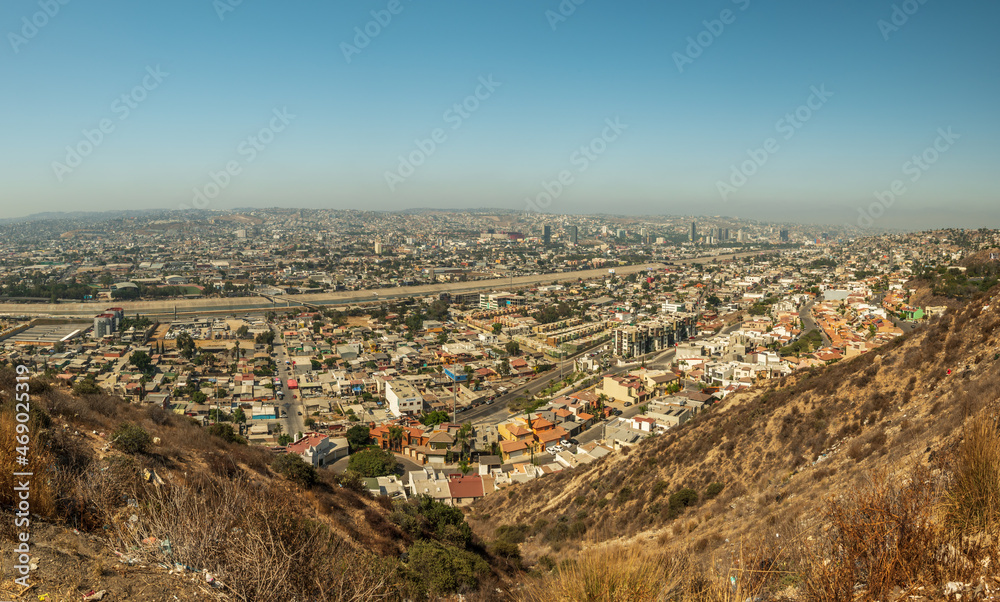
[457,423,473,461]
[388,426,404,453]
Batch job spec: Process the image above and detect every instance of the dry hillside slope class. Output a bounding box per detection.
[471,288,1000,600]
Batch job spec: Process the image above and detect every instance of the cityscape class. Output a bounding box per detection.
[2,0,1000,600]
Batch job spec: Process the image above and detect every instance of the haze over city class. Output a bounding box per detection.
[2,0,998,228]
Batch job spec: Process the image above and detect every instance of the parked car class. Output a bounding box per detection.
[624,401,633,407]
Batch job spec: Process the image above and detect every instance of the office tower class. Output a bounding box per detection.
[543,225,552,245]
[779,229,789,242]
[690,222,697,242]
[567,225,578,244]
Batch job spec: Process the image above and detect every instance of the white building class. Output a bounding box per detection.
[386,380,424,418]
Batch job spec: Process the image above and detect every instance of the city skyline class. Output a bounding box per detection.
[2,0,998,229]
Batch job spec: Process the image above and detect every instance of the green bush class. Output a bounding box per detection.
[405,540,488,598]
[208,423,247,445]
[491,538,522,561]
[667,487,699,518]
[111,422,152,454]
[704,482,725,499]
[271,453,318,488]
[495,523,529,544]
[347,447,397,478]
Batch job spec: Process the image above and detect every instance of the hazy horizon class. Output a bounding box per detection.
[3,0,998,229]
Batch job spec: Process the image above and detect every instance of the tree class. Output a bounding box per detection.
[175,332,196,359]
[191,391,208,404]
[491,323,502,335]
[346,424,371,451]
[388,426,404,453]
[457,423,473,461]
[459,459,472,476]
[130,350,152,373]
[233,407,247,423]
[498,360,511,377]
[272,453,317,487]
[347,447,397,477]
[421,410,450,427]
[236,325,249,337]
[73,377,100,396]
[505,341,520,356]
[304,417,316,429]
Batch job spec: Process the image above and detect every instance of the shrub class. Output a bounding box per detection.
[271,453,318,488]
[347,447,397,478]
[667,488,698,518]
[111,422,152,454]
[704,482,725,499]
[804,469,939,600]
[208,423,247,445]
[404,539,489,598]
[491,538,522,561]
[495,523,529,544]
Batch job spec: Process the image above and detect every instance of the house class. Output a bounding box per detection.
[285,433,348,467]
[499,439,531,462]
[447,475,486,506]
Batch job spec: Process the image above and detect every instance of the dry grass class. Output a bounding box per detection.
[941,413,1000,536]
[520,537,792,602]
[107,471,399,601]
[520,544,685,602]
[803,469,940,601]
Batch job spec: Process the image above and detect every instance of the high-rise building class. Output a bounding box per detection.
[567,225,578,244]
[779,229,789,242]
[374,241,383,255]
[542,225,552,245]
[689,222,697,242]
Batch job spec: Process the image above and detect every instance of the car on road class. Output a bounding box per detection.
[624,401,633,407]
[613,409,623,416]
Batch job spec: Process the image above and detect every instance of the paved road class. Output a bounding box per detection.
[799,300,832,347]
[271,325,305,438]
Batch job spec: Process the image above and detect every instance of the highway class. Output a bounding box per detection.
[0,250,784,320]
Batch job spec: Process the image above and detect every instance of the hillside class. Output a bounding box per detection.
[0,374,515,601]
[469,287,1000,600]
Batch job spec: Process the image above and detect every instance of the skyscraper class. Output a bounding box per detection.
[690,222,697,242]
[567,225,578,244]
[779,229,789,242]
[543,225,551,245]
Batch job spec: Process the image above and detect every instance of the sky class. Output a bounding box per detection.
[1,0,997,229]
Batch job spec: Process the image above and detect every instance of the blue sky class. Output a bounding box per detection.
[1,0,997,228]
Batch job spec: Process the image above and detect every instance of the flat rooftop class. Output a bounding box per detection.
[9,322,90,345]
